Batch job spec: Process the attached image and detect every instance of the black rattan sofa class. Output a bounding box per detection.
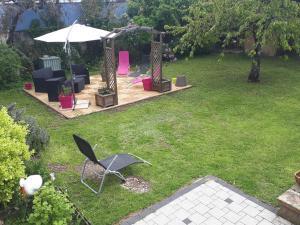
[32,68,66,93]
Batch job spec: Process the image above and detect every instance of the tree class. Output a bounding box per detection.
[127,0,194,31]
[167,0,300,82]
[81,0,102,26]
[0,44,22,89]
[0,0,62,45]
[80,0,126,30]
[39,1,63,29]
[1,0,36,45]
[0,0,64,74]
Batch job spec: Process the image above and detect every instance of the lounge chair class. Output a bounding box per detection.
[117,51,130,75]
[73,134,151,194]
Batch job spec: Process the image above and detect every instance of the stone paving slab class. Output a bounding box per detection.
[120,176,293,225]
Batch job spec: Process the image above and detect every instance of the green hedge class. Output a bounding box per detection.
[0,44,22,90]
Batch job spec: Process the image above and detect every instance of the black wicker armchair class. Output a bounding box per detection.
[32,68,66,93]
[32,68,52,93]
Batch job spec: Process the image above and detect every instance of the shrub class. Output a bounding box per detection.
[28,182,74,225]
[5,160,50,222]
[24,117,50,154]
[14,47,34,80]
[0,108,31,205]
[0,44,22,89]
[25,159,50,183]
[6,103,50,155]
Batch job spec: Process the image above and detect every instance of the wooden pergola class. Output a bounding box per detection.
[102,25,171,106]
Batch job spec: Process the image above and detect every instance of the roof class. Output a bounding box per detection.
[15,9,45,32]
[2,2,128,32]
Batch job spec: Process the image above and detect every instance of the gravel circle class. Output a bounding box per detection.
[121,176,151,194]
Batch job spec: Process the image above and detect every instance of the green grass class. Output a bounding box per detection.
[1,54,300,225]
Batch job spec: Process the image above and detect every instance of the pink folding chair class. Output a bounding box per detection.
[117,51,130,75]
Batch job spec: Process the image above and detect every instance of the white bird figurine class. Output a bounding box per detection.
[19,175,43,196]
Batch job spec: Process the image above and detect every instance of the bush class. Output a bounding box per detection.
[0,108,31,205]
[0,44,22,89]
[28,182,74,225]
[14,47,34,80]
[25,159,50,183]
[24,117,50,154]
[3,160,51,223]
[6,103,50,155]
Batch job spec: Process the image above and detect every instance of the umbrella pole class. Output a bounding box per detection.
[67,41,76,110]
[65,20,78,111]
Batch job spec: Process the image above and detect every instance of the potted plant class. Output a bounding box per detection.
[142,77,153,91]
[95,84,115,108]
[59,85,73,109]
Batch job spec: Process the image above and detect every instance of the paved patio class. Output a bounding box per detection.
[120,176,293,225]
[24,76,191,119]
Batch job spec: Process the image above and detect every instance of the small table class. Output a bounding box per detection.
[75,74,89,84]
[73,77,85,93]
[46,77,65,102]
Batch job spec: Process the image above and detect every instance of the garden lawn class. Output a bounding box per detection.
[1,54,300,225]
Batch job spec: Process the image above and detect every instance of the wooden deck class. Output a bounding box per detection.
[24,76,192,119]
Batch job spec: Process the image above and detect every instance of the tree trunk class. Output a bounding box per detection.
[248,54,261,82]
[6,11,21,46]
[248,34,261,83]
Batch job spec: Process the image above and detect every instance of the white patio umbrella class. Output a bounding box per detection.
[34,23,115,59]
[34,24,113,43]
[34,22,115,109]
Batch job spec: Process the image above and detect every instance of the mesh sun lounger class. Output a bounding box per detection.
[117,51,130,75]
[73,134,151,194]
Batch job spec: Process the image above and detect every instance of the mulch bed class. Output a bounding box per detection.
[121,176,151,194]
[48,163,69,173]
[51,161,151,194]
[74,161,104,180]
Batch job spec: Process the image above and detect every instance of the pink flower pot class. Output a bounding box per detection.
[24,82,32,90]
[59,95,73,109]
[142,78,153,91]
